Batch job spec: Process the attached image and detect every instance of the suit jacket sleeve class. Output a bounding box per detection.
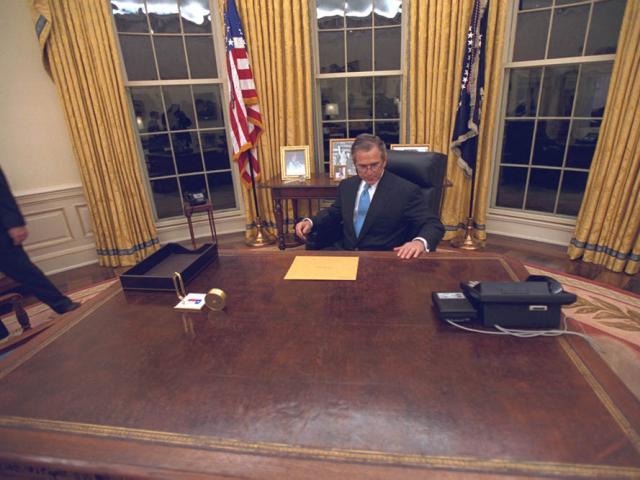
[0,168,25,230]
[311,181,345,232]
[405,185,445,251]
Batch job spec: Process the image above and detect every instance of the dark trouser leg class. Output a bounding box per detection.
[0,242,72,313]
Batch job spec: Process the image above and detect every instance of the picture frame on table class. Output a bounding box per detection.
[280,145,311,180]
[389,143,431,152]
[329,138,356,180]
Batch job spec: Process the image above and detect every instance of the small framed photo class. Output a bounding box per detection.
[390,143,431,152]
[329,138,356,180]
[280,146,311,180]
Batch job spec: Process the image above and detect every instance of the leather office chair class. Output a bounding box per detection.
[305,150,447,250]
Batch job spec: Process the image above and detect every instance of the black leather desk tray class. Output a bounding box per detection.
[119,242,218,291]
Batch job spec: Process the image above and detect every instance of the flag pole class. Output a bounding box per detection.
[245,150,275,247]
[450,162,482,250]
[449,0,488,251]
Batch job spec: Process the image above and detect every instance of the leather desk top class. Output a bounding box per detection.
[0,251,638,479]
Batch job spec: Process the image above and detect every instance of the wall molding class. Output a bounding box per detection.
[12,186,246,275]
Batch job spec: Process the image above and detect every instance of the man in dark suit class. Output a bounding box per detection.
[295,134,444,258]
[0,168,80,339]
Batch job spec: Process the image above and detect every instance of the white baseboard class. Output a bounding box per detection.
[486,209,575,246]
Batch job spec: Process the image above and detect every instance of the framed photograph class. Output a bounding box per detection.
[280,146,311,180]
[329,138,356,180]
[390,143,431,152]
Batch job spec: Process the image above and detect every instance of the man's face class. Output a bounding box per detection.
[354,147,386,185]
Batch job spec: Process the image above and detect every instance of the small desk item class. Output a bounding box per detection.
[260,175,339,250]
[174,293,207,311]
[183,201,217,249]
[284,256,359,280]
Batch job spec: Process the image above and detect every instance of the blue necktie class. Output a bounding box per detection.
[354,184,371,237]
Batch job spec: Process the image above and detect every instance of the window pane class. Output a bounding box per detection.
[162,86,195,130]
[502,120,534,165]
[520,0,552,9]
[496,167,527,209]
[319,78,346,121]
[574,62,612,118]
[130,87,165,133]
[185,36,217,78]
[180,0,212,33]
[513,10,549,61]
[375,121,399,146]
[539,65,578,117]
[112,0,148,33]
[375,76,401,118]
[319,31,345,73]
[208,172,236,210]
[119,35,157,80]
[348,77,373,119]
[586,0,625,55]
[566,119,600,169]
[374,0,402,26]
[142,134,174,177]
[547,5,589,58]
[180,174,207,201]
[375,27,401,70]
[347,29,372,71]
[147,0,181,33]
[346,0,373,28]
[151,177,182,219]
[557,171,588,216]
[506,68,541,117]
[349,120,373,138]
[193,85,224,128]
[525,168,560,213]
[532,120,569,166]
[154,36,188,79]
[201,130,230,171]
[322,122,348,164]
[317,0,345,29]
[173,132,202,173]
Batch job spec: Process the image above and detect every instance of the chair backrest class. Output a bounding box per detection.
[385,150,447,215]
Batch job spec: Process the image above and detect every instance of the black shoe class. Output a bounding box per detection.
[53,301,81,314]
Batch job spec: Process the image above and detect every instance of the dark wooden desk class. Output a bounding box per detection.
[0,251,639,479]
[260,175,338,249]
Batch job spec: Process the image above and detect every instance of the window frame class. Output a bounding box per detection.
[112,0,245,224]
[487,0,621,242]
[310,0,408,174]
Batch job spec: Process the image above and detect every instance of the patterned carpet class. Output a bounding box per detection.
[525,264,640,400]
[1,267,639,399]
[0,278,118,340]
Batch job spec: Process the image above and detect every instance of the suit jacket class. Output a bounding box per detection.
[311,171,444,251]
[0,168,25,237]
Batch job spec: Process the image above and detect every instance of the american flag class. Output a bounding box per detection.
[451,0,489,178]
[224,0,263,185]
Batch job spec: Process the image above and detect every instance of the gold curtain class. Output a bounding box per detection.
[31,0,159,266]
[406,0,508,240]
[234,0,315,235]
[567,1,640,275]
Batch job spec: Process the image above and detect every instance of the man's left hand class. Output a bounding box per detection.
[393,240,425,259]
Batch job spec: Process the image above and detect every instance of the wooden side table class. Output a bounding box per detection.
[183,202,217,248]
[259,175,339,250]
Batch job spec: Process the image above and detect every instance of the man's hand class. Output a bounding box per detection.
[394,240,425,259]
[295,219,312,241]
[8,226,28,246]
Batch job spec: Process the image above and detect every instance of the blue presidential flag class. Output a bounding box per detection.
[451,0,489,178]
